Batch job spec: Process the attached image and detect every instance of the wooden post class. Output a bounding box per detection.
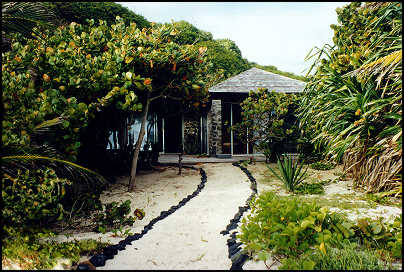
[178,144,183,175]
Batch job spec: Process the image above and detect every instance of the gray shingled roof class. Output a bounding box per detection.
[209,67,306,93]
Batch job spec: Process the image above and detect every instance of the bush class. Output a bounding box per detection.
[93,200,145,233]
[310,161,336,171]
[280,241,391,270]
[239,192,342,258]
[2,226,109,269]
[2,168,71,226]
[294,180,329,195]
[239,191,402,264]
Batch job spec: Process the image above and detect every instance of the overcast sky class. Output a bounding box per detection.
[119,2,349,76]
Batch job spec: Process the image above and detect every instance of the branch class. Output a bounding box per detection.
[150,94,163,102]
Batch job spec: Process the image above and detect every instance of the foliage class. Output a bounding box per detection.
[250,62,307,82]
[1,2,58,42]
[239,192,342,258]
[2,226,109,270]
[196,39,250,81]
[267,155,308,192]
[279,241,391,270]
[298,2,402,193]
[2,168,71,226]
[2,16,213,192]
[43,2,151,29]
[94,200,145,233]
[215,39,243,58]
[239,191,402,266]
[233,88,299,161]
[166,20,212,45]
[310,161,335,171]
[294,180,330,195]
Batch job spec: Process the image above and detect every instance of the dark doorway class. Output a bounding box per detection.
[232,103,247,154]
[222,103,232,154]
[164,113,182,153]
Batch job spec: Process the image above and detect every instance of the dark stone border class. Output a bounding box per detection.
[220,161,257,270]
[76,165,207,270]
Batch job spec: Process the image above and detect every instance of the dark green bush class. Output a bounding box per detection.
[2,168,71,226]
[294,180,329,195]
[310,161,336,171]
[93,200,145,233]
[43,2,150,29]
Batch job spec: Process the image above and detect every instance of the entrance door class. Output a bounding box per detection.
[221,102,251,155]
[232,103,247,154]
[164,113,182,153]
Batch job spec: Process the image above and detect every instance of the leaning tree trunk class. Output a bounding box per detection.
[128,96,150,192]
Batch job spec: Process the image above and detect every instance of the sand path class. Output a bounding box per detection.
[99,163,251,270]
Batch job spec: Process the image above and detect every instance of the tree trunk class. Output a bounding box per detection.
[128,97,150,192]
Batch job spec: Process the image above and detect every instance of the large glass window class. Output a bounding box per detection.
[106,114,157,151]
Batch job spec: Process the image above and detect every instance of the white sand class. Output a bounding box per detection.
[4,162,400,270]
[97,163,251,270]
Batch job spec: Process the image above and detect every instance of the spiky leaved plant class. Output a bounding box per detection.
[267,155,308,192]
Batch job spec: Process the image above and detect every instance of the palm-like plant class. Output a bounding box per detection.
[2,2,58,38]
[2,117,108,194]
[2,2,58,50]
[267,155,308,192]
[298,2,401,193]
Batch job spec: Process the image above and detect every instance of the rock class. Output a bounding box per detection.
[76,260,96,270]
[89,254,107,267]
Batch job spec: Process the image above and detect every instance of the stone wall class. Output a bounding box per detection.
[207,99,222,155]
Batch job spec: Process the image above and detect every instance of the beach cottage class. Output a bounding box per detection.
[154,67,306,156]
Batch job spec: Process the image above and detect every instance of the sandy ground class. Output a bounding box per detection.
[237,162,402,270]
[4,162,401,270]
[98,163,251,270]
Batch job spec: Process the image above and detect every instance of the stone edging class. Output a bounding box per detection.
[76,166,207,270]
[220,161,257,270]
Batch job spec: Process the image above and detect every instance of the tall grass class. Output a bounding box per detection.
[298,2,401,193]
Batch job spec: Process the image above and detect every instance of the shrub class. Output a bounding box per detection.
[294,180,329,195]
[93,200,145,233]
[279,241,391,270]
[2,168,71,226]
[2,226,109,269]
[239,191,402,264]
[310,161,336,171]
[239,192,342,258]
[267,155,308,192]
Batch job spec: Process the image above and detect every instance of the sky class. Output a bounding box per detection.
[118,2,350,76]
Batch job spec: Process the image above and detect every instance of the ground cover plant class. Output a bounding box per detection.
[239,191,402,270]
[2,226,110,270]
[310,161,335,171]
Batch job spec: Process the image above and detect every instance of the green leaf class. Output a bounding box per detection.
[301,216,315,230]
[302,260,316,270]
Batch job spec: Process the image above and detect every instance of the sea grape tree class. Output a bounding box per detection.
[2,17,212,191]
[232,88,299,161]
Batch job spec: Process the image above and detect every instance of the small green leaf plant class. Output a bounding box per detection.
[93,200,145,233]
[239,191,401,269]
[267,154,308,192]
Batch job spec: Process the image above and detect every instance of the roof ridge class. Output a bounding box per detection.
[208,66,306,93]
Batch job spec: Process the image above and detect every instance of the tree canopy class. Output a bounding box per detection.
[43,2,151,29]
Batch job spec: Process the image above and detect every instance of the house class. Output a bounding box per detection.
[107,67,306,157]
